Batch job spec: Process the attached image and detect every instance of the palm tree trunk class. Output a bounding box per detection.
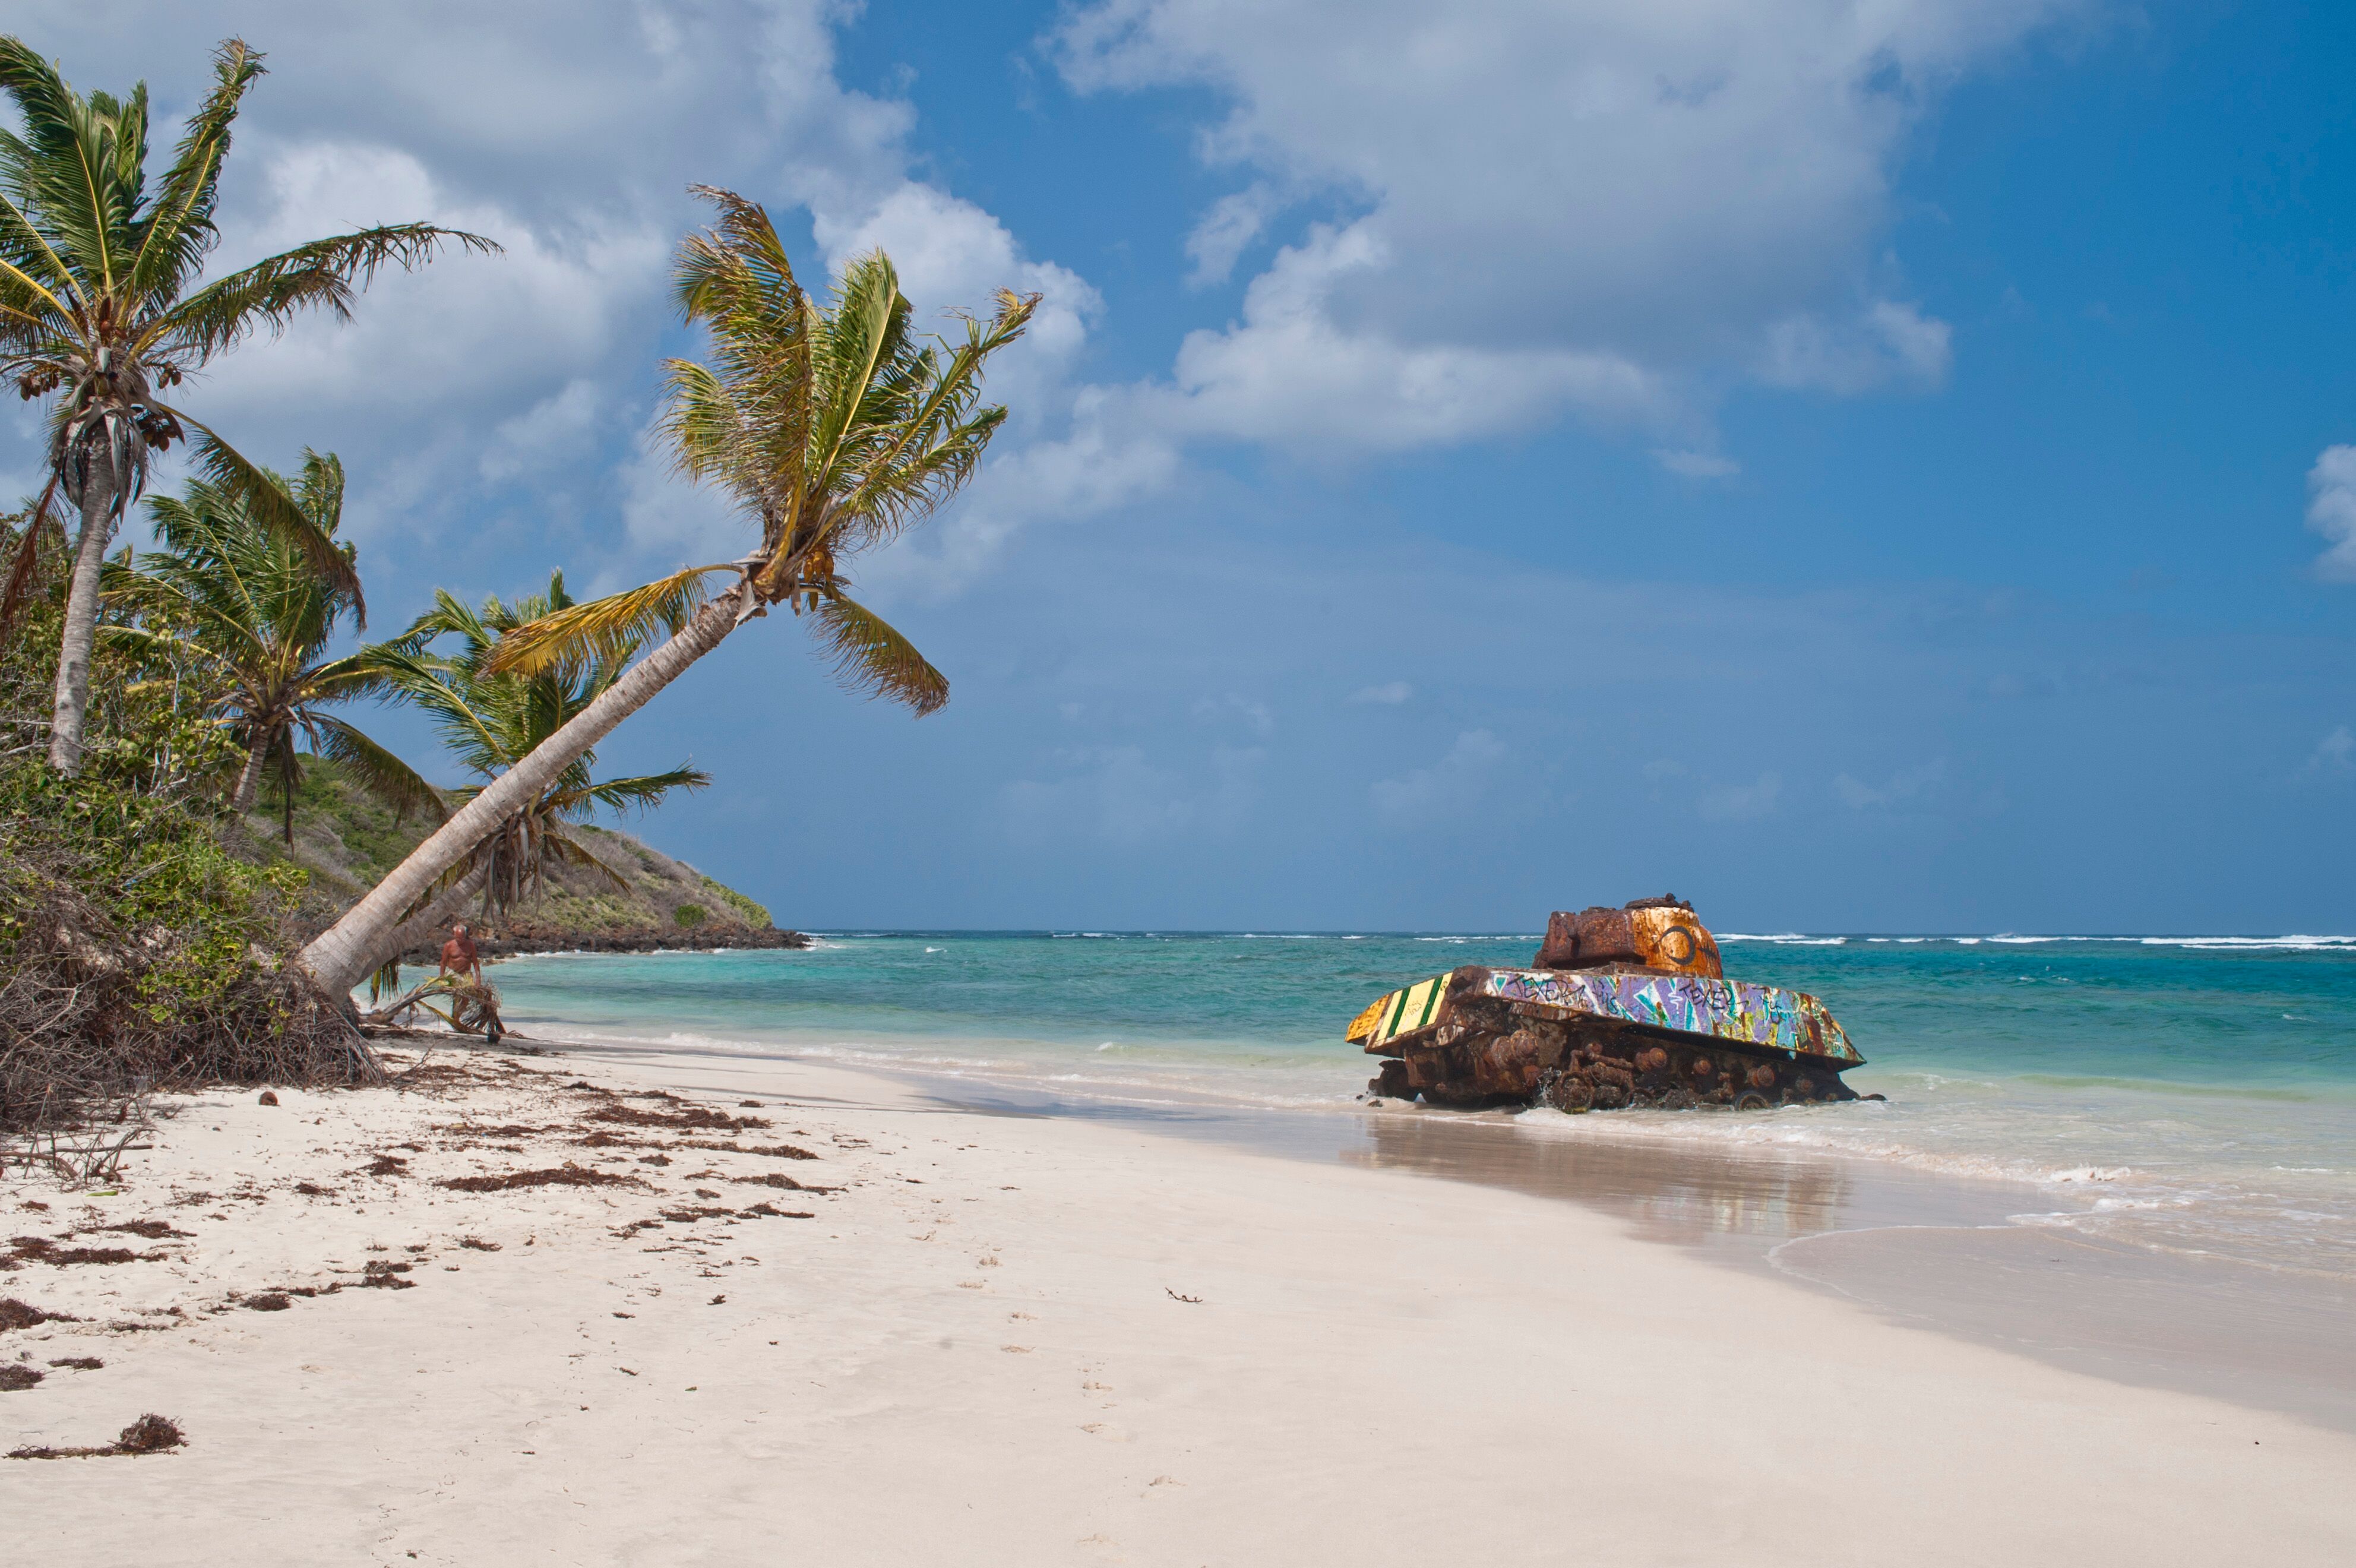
[230,742,269,814]
[358,861,491,985]
[46,461,119,774]
[299,585,750,996]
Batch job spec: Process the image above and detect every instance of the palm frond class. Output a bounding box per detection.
[153,223,498,365]
[562,765,712,818]
[809,590,948,716]
[483,562,725,678]
[122,38,263,306]
[0,470,63,637]
[307,714,447,826]
[173,416,364,619]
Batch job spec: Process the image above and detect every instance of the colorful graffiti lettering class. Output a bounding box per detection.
[1481,968,1862,1063]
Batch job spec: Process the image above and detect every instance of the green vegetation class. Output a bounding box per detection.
[301,191,1034,992]
[0,34,489,771]
[105,450,436,836]
[2,36,1028,1124]
[344,571,709,978]
[703,876,771,928]
[0,521,359,1128]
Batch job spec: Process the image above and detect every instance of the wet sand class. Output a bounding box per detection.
[881,1068,2356,1435]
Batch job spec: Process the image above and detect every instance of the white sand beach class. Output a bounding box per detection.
[7,1041,2353,1567]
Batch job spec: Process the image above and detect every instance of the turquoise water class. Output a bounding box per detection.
[483,931,2356,1279]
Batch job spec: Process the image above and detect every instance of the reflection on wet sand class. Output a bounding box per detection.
[1348,1106,2020,1260]
[1346,1105,2356,1435]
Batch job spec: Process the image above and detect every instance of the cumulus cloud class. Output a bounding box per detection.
[12,2,1102,592]
[1053,0,2079,455]
[2307,445,2356,582]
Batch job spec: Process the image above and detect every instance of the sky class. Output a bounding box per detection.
[5,1,2353,933]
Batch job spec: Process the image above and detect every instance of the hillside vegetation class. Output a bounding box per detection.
[235,760,797,959]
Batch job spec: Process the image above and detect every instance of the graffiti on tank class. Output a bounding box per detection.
[1481,968,1862,1064]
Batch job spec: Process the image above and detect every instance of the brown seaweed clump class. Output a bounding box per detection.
[438,1162,643,1193]
[8,1413,186,1460]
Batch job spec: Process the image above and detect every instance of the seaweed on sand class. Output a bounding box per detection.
[437,1162,644,1193]
[8,1414,185,1459]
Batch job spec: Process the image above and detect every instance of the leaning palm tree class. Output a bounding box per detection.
[347,572,709,982]
[103,450,439,837]
[299,188,1035,994]
[0,36,495,772]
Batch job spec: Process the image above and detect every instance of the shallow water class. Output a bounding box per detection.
[482,930,2356,1284]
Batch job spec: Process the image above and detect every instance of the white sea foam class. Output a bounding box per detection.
[1719,934,1847,946]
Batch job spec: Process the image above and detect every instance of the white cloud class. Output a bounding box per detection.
[1760,299,1954,394]
[12,2,1103,595]
[1653,448,1740,479]
[2307,445,2356,582]
[1154,219,1665,450]
[1834,758,1947,809]
[1371,729,1504,826]
[615,413,747,582]
[2304,725,2354,779]
[1700,770,1782,822]
[1349,681,1413,705]
[1054,0,2080,455]
[480,378,605,484]
[1185,182,1280,287]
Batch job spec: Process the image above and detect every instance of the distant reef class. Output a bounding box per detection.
[226,758,808,964]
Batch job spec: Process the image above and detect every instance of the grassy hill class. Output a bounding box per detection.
[229,759,801,957]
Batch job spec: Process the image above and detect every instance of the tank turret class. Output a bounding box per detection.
[1532,896,1722,978]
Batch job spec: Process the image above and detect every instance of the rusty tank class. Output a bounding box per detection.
[1346,897,1869,1111]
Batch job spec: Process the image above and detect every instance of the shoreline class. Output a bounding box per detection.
[551,1032,2356,1435]
[7,1036,2352,1564]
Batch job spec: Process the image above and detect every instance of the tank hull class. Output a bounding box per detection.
[1352,965,1867,1111]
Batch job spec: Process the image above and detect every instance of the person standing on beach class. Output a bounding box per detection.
[438,921,480,983]
[438,921,504,1044]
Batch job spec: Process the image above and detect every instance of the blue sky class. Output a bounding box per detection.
[9,1,2354,932]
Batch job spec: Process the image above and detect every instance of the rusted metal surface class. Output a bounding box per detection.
[1346,900,1867,1112]
[1532,896,1721,978]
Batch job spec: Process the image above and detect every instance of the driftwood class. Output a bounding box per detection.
[359,973,506,1042]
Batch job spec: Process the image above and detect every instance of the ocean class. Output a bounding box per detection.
[483,931,2356,1285]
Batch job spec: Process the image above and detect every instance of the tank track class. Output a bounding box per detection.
[1368,995,1862,1112]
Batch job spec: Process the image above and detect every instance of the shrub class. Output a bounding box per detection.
[700,875,771,928]
[0,760,373,1132]
[672,902,707,928]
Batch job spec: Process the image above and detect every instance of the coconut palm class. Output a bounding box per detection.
[103,450,439,837]
[299,188,1035,994]
[347,571,710,982]
[0,35,495,772]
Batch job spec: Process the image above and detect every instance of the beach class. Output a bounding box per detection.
[8,1035,2354,1566]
